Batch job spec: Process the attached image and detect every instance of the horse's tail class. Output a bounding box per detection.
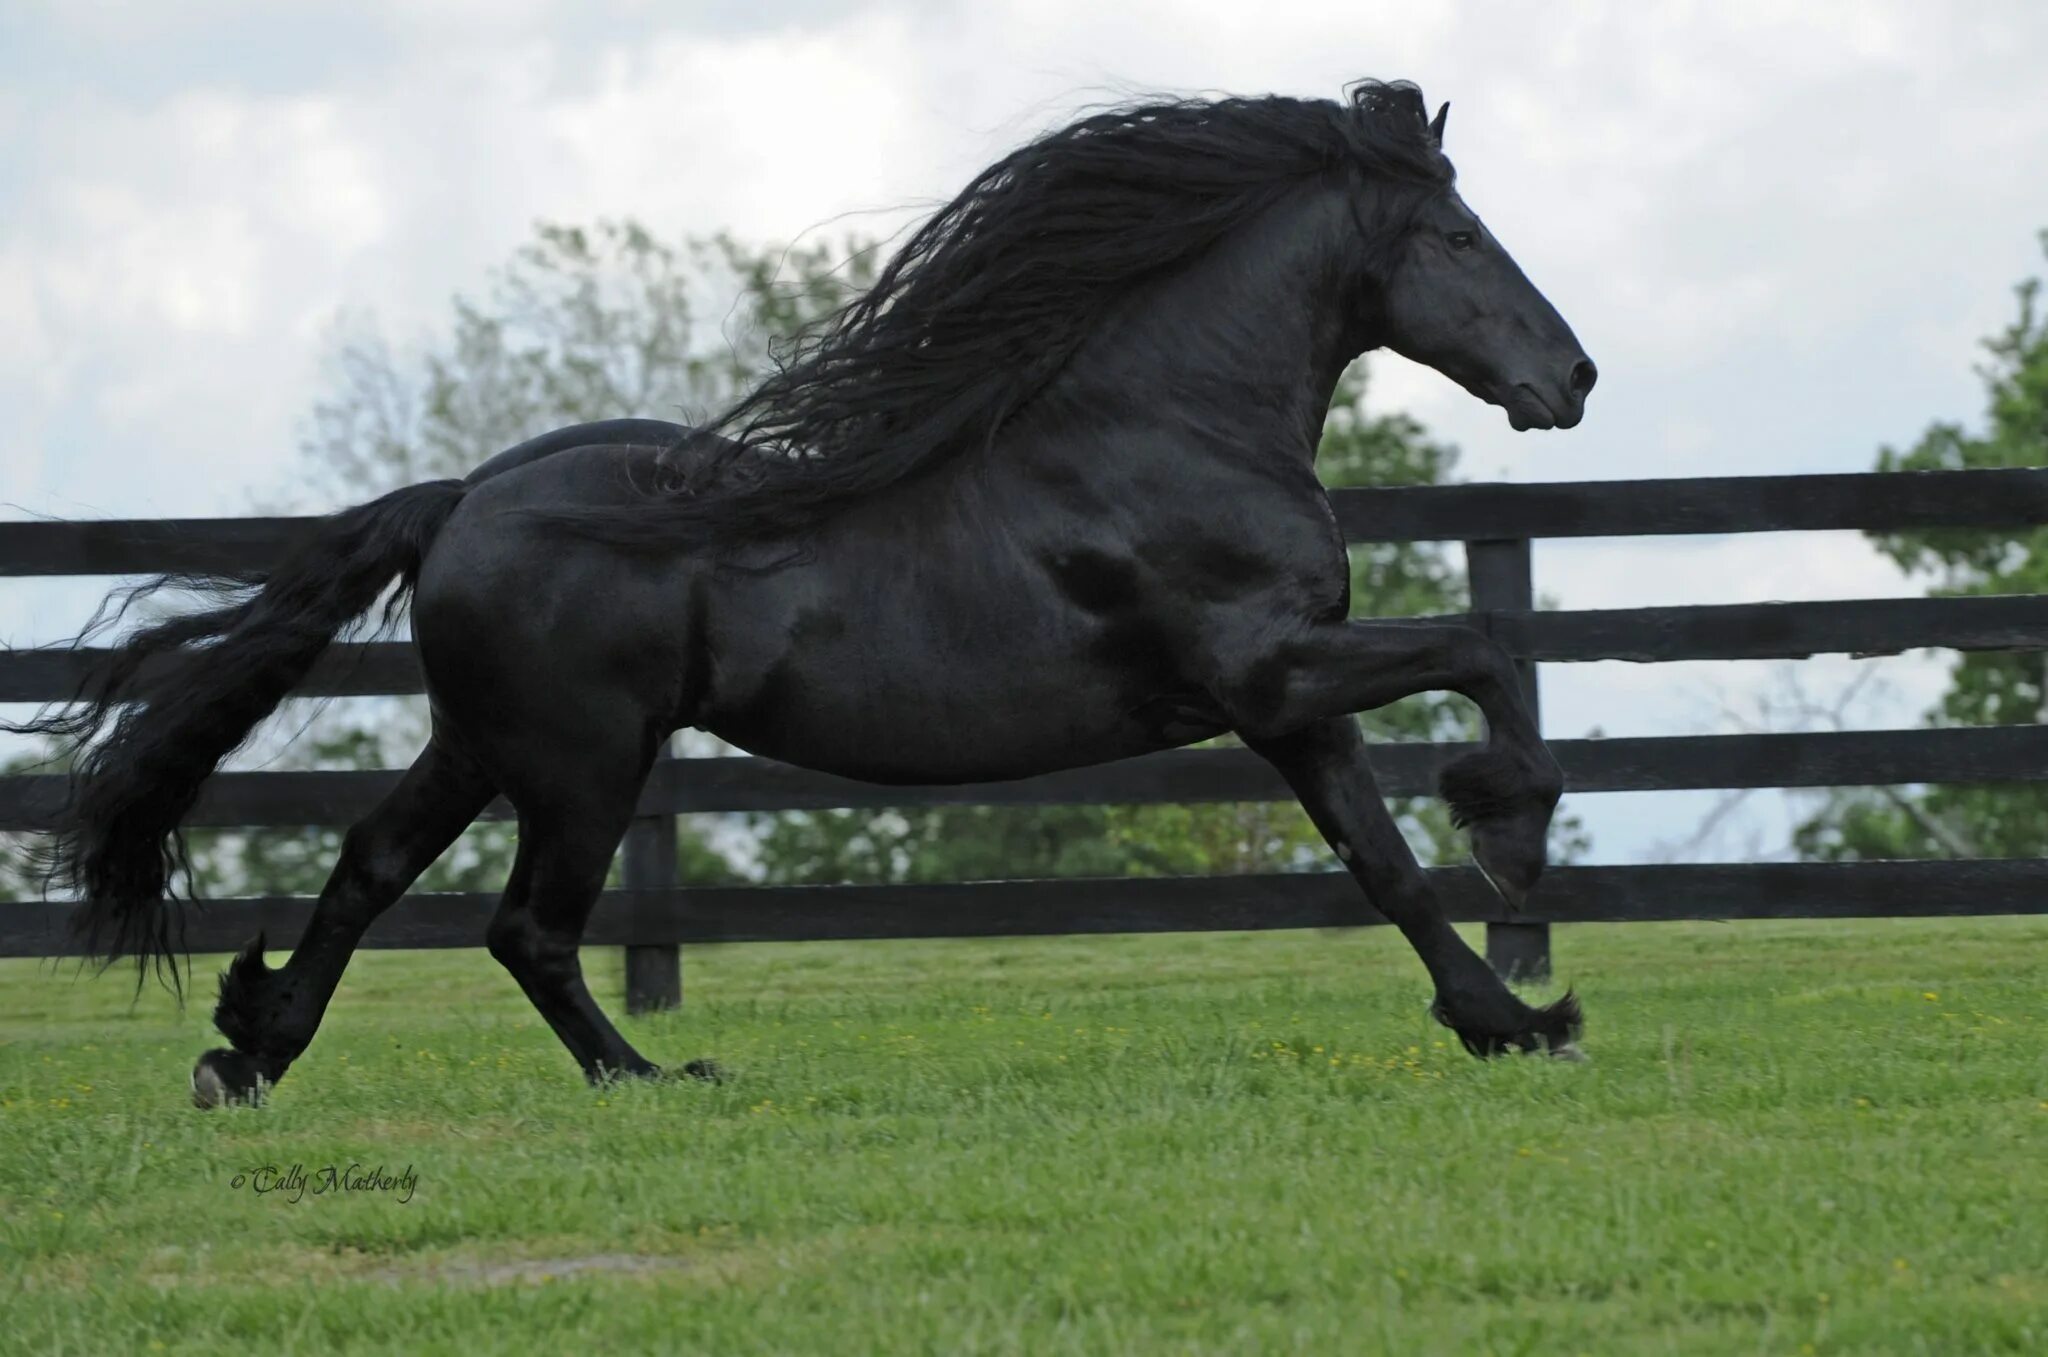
[7,479,468,990]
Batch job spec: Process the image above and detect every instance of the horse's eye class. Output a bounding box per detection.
[1445,230,1478,252]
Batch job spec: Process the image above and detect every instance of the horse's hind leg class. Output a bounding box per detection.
[484,734,709,1085]
[191,737,497,1107]
[1244,717,1581,1059]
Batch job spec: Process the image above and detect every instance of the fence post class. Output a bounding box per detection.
[621,736,682,1014]
[1466,537,1551,982]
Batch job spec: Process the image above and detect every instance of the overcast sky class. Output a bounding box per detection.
[6,1,2047,862]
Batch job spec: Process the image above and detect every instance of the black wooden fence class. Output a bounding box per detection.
[5,468,2048,1010]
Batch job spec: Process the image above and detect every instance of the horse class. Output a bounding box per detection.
[14,80,1596,1106]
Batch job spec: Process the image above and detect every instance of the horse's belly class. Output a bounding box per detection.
[698,645,1218,785]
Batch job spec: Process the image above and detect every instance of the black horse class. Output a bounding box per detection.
[18,81,1596,1105]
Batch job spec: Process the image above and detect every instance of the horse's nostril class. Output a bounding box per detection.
[1568,360,1599,397]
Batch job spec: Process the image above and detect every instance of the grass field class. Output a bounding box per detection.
[1,917,2043,1355]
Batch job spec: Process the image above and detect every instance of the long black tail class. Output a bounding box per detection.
[6,480,468,989]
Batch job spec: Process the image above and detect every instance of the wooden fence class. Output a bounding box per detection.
[5,468,2048,1010]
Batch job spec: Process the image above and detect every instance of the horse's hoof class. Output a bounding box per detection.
[191,1048,271,1109]
[1473,856,1527,913]
[679,1059,725,1084]
[1470,808,1552,910]
[1527,989,1584,1056]
[1431,989,1583,1060]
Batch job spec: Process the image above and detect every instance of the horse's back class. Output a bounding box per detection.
[462,418,692,486]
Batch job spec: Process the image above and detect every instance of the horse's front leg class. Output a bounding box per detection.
[1242,716,1581,1058]
[1229,619,1562,907]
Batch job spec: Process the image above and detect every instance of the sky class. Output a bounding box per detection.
[5,0,2047,863]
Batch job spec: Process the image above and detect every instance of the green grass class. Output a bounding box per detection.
[2,918,2043,1355]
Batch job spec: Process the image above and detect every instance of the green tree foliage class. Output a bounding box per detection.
[0,750,53,902]
[292,221,870,519]
[1795,235,2048,860]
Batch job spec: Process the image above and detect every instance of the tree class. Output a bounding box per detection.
[1795,233,2048,861]
[0,750,53,902]
[290,221,869,526]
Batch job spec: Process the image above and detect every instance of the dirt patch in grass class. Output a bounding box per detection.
[364,1252,696,1287]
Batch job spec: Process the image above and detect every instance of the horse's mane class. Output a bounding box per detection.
[553,79,1453,550]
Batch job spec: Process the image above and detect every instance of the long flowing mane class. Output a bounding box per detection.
[557,79,1452,549]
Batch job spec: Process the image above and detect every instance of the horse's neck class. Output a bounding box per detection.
[864,182,1369,551]
[1027,182,1366,470]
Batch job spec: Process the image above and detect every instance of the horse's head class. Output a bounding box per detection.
[1367,106,1596,431]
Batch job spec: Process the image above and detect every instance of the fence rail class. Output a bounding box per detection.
[5,726,2046,830]
[6,467,2047,997]
[7,468,2048,576]
[7,860,2045,960]
[10,594,2048,703]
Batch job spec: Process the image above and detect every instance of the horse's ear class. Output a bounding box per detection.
[1428,101,1450,145]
